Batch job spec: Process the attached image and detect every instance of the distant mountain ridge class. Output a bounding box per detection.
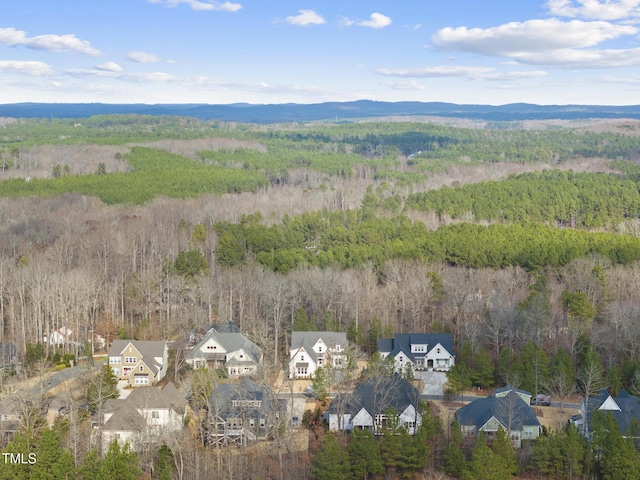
[1,100,640,123]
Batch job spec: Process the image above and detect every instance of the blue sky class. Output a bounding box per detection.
[1,0,640,105]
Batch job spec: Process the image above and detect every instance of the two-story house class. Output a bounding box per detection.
[100,382,187,452]
[207,379,286,447]
[108,340,168,387]
[328,375,422,434]
[378,333,455,374]
[288,331,347,379]
[186,331,263,376]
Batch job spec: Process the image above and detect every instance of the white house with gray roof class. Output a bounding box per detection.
[289,331,347,379]
[328,375,422,434]
[378,333,455,374]
[186,331,262,376]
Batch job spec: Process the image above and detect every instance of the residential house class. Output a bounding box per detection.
[108,340,168,387]
[207,379,286,447]
[126,383,187,435]
[0,397,21,447]
[99,383,187,452]
[572,389,640,438]
[455,389,541,448]
[44,326,75,348]
[328,375,422,435]
[186,331,262,376]
[100,399,147,452]
[378,333,455,374]
[289,331,347,379]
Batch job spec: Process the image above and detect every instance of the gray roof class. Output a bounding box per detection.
[586,389,640,435]
[455,391,540,431]
[328,375,421,417]
[187,332,262,364]
[102,400,146,433]
[210,322,241,333]
[126,383,187,415]
[210,378,285,419]
[108,340,167,374]
[377,333,454,363]
[290,331,346,364]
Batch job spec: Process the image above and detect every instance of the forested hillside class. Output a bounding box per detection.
[3,114,640,478]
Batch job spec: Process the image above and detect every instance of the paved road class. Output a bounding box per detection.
[3,361,102,401]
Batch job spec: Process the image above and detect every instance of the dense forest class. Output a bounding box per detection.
[3,114,640,478]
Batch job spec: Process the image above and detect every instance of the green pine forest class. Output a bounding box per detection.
[5,114,640,478]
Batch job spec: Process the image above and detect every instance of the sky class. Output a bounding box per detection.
[2,0,640,105]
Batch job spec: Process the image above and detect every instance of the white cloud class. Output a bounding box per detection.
[357,13,392,29]
[66,67,175,83]
[514,46,640,67]
[433,19,636,55]
[0,60,53,76]
[148,0,242,12]
[432,18,640,68]
[384,80,427,90]
[126,50,168,63]
[376,65,548,81]
[286,10,325,26]
[338,16,355,27]
[96,62,122,72]
[0,27,101,55]
[547,0,640,20]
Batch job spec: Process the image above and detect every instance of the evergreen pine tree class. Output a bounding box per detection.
[491,427,518,476]
[347,428,384,480]
[309,432,351,480]
[444,421,467,478]
[100,441,142,480]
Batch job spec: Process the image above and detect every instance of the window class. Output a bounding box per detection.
[297,367,308,376]
[318,346,322,352]
[259,419,266,428]
[124,356,137,364]
[437,348,441,354]
[109,357,120,364]
[152,411,159,419]
[249,419,255,427]
[112,368,119,376]
[300,355,305,361]
[134,375,148,385]
[139,365,144,372]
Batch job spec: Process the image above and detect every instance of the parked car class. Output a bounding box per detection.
[531,394,551,406]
